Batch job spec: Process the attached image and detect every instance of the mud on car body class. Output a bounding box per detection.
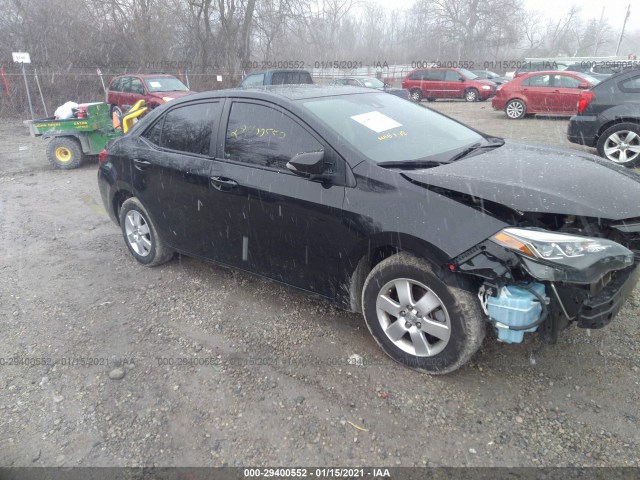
[98,86,640,374]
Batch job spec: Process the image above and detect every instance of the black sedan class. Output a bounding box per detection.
[568,67,640,167]
[98,86,640,374]
[329,77,412,101]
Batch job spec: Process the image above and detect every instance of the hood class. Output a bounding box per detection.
[149,91,196,102]
[379,86,408,93]
[402,140,640,221]
[474,79,496,87]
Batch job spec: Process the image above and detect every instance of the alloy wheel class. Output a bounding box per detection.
[125,210,152,256]
[603,130,640,164]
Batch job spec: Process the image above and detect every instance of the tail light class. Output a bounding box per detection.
[577,91,594,114]
[98,148,108,165]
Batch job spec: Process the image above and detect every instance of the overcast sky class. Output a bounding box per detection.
[375,0,633,32]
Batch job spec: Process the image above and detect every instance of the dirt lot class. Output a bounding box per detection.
[0,103,639,468]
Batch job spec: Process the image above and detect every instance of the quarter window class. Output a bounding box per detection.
[620,75,640,92]
[224,102,322,171]
[160,102,219,155]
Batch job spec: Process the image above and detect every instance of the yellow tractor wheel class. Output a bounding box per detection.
[46,137,83,169]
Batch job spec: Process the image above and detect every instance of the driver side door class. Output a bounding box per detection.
[217,99,350,297]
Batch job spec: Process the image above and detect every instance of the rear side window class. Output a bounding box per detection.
[620,75,640,93]
[241,73,264,87]
[522,74,550,87]
[424,70,445,81]
[224,102,322,171]
[119,77,132,93]
[110,78,123,91]
[159,102,220,156]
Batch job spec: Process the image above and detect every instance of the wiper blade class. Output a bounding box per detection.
[377,160,446,169]
[448,139,504,162]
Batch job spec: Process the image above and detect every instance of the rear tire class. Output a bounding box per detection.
[46,137,83,169]
[505,99,526,119]
[596,123,640,167]
[119,198,174,267]
[361,252,485,374]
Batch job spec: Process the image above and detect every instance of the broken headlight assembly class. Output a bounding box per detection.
[491,228,634,284]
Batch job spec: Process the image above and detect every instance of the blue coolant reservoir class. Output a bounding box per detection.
[487,283,546,344]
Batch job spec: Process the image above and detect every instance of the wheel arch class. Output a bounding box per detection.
[596,117,640,141]
[111,188,135,225]
[335,233,476,313]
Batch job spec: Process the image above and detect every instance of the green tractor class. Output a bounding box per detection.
[29,101,147,169]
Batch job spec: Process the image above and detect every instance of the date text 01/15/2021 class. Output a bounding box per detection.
[410,60,535,70]
[243,468,391,477]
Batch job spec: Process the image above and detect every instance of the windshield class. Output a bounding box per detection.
[362,78,385,88]
[144,77,189,92]
[302,92,483,163]
[459,69,478,79]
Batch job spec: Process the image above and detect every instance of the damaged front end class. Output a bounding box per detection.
[450,216,640,344]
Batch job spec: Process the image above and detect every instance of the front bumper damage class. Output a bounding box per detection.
[451,234,640,344]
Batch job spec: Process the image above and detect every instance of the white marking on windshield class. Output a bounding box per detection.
[350,111,402,133]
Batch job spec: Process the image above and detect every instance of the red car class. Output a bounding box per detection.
[106,74,196,119]
[492,71,599,119]
[401,68,497,102]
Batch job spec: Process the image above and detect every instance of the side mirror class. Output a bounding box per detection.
[578,83,590,89]
[286,151,330,180]
[459,77,465,82]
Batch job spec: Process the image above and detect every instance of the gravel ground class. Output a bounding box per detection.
[0,104,639,468]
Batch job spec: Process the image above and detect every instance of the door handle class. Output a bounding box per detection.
[210,176,238,191]
[133,158,151,171]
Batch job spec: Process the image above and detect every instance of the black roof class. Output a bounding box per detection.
[182,85,373,102]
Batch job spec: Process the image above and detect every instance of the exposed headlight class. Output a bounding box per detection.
[481,85,492,90]
[491,228,634,283]
[162,96,175,102]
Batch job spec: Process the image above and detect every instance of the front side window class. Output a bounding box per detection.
[159,102,220,155]
[444,70,462,81]
[224,102,322,171]
[554,74,581,88]
[409,71,424,81]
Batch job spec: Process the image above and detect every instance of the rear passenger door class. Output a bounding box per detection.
[425,70,446,98]
[521,74,552,112]
[133,101,233,256]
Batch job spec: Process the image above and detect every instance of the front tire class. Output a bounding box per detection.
[119,198,174,266]
[361,253,485,374]
[46,137,83,169]
[505,99,526,119]
[596,123,640,167]
[410,89,423,102]
[464,88,479,102]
